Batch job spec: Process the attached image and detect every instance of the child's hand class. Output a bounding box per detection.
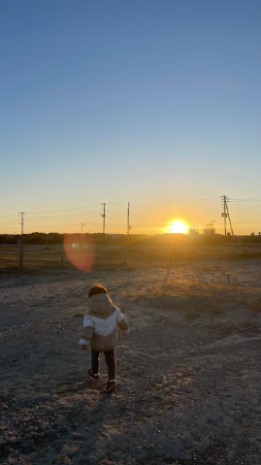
[80,344,88,350]
[120,329,129,335]
[79,338,90,350]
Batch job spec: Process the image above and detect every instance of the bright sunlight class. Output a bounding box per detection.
[165,220,189,234]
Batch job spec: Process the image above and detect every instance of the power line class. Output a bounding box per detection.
[132,197,220,205]
[2,196,261,221]
[26,203,101,215]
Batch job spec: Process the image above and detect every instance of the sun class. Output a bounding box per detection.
[166,220,188,234]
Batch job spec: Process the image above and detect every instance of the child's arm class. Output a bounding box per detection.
[79,315,94,349]
[115,308,129,334]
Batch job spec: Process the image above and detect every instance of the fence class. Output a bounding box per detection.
[1,239,261,271]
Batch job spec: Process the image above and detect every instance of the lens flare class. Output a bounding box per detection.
[63,234,95,272]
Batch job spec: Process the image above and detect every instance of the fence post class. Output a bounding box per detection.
[18,238,24,267]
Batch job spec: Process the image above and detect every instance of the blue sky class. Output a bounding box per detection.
[1,0,261,234]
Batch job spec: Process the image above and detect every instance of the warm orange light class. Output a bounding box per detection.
[165,220,189,234]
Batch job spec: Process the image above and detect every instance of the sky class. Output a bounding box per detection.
[1,0,261,235]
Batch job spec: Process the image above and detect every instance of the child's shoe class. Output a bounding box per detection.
[88,369,100,380]
[104,380,116,393]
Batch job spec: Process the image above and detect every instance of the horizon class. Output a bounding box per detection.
[1,229,261,239]
[1,196,261,236]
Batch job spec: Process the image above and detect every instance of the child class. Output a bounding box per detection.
[79,283,128,392]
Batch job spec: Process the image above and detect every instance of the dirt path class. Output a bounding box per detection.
[0,261,260,464]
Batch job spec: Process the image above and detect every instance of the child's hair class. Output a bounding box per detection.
[88,283,108,298]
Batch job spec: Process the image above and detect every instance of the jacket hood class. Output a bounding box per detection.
[88,293,114,317]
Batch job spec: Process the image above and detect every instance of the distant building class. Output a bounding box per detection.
[203,223,215,235]
[189,225,199,235]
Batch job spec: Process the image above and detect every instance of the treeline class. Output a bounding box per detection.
[1,232,261,246]
[0,232,133,245]
[0,232,63,244]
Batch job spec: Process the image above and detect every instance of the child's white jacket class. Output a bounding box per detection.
[79,293,128,352]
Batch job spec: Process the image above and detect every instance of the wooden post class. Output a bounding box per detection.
[18,238,24,267]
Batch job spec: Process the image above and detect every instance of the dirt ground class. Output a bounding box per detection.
[0,259,260,465]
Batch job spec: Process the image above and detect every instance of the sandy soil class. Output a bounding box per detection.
[0,259,260,465]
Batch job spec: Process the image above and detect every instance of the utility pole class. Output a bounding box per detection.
[222,195,227,236]
[20,212,25,235]
[127,202,131,234]
[19,212,25,266]
[101,203,106,234]
[81,222,85,234]
[221,195,234,236]
[125,202,132,265]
